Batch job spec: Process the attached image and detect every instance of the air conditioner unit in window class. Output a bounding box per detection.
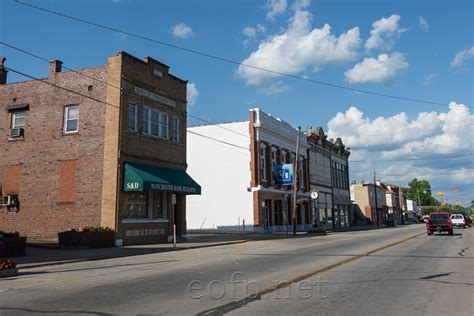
[10,127,24,138]
[0,196,11,206]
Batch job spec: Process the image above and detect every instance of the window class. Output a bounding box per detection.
[11,111,25,128]
[123,191,168,220]
[143,107,150,134]
[151,110,160,137]
[260,146,266,181]
[123,192,148,219]
[128,103,137,131]
[64,105,79,134]
[300,157,305,188]
[172,116,179,142]
[271,148,276,180]
[160,112,168,139]
[143,107,168,140]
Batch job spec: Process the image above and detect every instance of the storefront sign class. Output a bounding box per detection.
[149,183,198,193]
[134,86,176,108]
[273,164,294,185]
[126,229,165,237]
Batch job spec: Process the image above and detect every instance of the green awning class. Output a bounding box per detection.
[124,162,201,195]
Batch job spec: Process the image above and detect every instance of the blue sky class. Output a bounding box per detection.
[1,0,473,205]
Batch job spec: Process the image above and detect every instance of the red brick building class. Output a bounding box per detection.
[0,52,200,245]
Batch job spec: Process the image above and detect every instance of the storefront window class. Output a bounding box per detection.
[123,191,168,219]
[123,192,148,218]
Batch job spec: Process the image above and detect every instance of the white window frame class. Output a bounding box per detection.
[172,116,179,142]
[142,107,169,140]
[260,144,267,181]
[271,147,277,182]
[11,111,26,128]
[143,107,150,134]
[299,156,305,188]
[160,112,168,139]
[128,103,137,132]
[63,105,79,134]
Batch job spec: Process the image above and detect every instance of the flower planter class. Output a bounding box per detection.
[0,268,18,278]
[0,237,27,257]
[58,231,115,248]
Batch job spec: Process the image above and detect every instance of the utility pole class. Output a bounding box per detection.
[373,171,379,227]
[292,127,301,236]
[398,183,403,225]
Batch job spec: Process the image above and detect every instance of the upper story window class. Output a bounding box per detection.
[11,111,26,128]
[160,112,168,139]
[299,157,305,188]
[172,116,179,142]
[128,103,137,132]
[143,107,168,140]
[64,105,79,134]
[260,146,267,181]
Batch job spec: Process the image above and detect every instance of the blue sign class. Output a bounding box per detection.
[273,164,294,185]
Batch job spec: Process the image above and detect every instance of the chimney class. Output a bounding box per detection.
[0,57,7,84]
[306,125,312,137]
[49,59,63,77]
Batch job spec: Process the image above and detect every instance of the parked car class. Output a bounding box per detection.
[450,214,466,228]
[426,212,453,235]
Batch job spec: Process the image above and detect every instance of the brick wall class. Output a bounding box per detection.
[0,65,108,238]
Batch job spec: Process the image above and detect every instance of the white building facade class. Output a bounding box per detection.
[187,108,311,232]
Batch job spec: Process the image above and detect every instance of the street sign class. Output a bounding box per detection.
[310,190,319,200]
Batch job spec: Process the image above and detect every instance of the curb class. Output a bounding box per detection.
[17,240,249,270]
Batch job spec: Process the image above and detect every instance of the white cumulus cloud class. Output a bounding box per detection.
[237,9,360,85]
[241,24,267,46]
[451,46,474,68]
[171,23,194,39]
[266,0,287,21]
[345,52,408,84]
[419,17,429,31]
[187,83,199,106]
[365,14,405,51]
[327,103,474,205]
[257,81,290,95]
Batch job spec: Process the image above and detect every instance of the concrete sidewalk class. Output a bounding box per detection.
[15,232,318,269]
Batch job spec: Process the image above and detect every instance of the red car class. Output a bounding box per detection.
[426,212,453,235]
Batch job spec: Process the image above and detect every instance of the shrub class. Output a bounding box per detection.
[0,259,17,270]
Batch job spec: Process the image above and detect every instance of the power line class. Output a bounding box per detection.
[7,65,250,151]
[4,42,472,144]
[7,65,473,166]
[13,0,464,108]
[351,169,474,177]
[350,152,474,163]
[187,114,250,139]
[0,41,251,140]
[186,130,249,150]
[5,67,120,109]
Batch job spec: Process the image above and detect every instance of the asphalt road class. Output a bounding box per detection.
[1,225,471,315]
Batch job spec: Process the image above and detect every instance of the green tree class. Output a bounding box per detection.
[406,178,436,206]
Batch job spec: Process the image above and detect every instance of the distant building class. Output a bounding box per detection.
[187,108,311,232]
[0,52,200,244]
[306,126,333,228]
[330,138,352,228]
[351,182,386,225]
[306,127,352,229]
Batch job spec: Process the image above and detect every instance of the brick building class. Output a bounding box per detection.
[186,108,311,232]
[0,52,200,245]
[351,182,386,225]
